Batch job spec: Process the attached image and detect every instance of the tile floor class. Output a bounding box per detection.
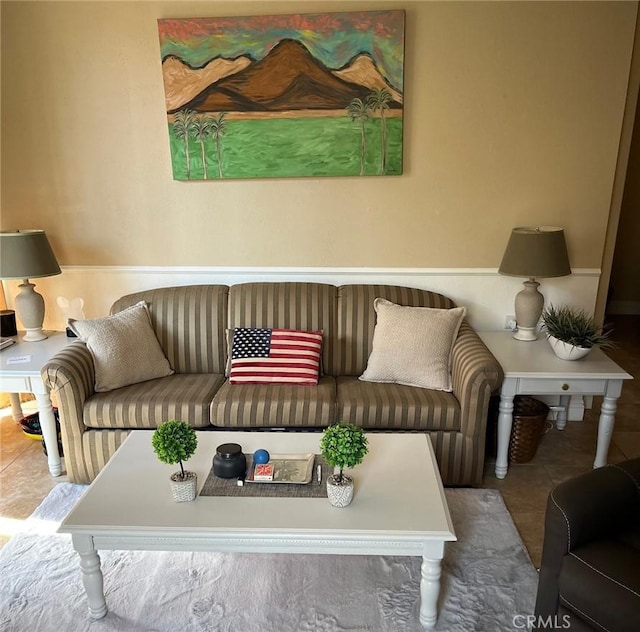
[0,316,638,567]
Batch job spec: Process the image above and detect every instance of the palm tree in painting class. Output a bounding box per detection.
[347,98,371,176]
[192,115,212,179]
[367,88,393,175]
[173,109,196,178]
[209,113,227,179]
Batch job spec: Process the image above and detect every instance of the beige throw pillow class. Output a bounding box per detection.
[359,298,466,391]
[69,301,173,392]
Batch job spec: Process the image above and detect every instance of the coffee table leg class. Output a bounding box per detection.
[419,557,442,628]
[72,534,107,619]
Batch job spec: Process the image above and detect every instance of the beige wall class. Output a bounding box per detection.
[1,1,637,271]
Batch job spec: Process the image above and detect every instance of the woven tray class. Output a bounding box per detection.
[199,454,331,498]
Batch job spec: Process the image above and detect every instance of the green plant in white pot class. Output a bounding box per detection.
[541,305,614,361]
[320,422,368,507]
[152,420,198,502]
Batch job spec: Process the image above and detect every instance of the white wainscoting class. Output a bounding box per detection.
[3,265,601,333]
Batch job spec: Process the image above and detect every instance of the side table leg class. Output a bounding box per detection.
[419,557,442,628]
[9,393,24,422]
[555,395,570,430]
[35,392,62,477]
[495,394,515,479]
[594,396,618,469]
[73,534,107,619]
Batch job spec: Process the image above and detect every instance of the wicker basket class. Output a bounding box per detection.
[509,396,550,464]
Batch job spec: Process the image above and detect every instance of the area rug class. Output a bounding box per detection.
[0,484,538,632]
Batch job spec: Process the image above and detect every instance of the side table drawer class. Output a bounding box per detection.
[518,378,607,395]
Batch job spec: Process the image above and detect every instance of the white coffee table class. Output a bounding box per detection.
[59,430,455,628]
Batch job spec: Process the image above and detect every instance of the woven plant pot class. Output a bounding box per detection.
[509,396,550,464]
[326,474,354,507]
[169,471,197,502]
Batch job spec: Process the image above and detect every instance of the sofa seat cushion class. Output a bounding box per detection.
[559,540,640,632]
[336,376,461,430]
[83,374,225,429]
[211,376,336,428]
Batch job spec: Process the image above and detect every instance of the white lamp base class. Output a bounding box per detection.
[513,278,544,342]
[513,327,538,342]
[23,328,48,342]
[14,280,48,342]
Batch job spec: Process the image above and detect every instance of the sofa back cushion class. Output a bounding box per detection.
[333,285,456,376]
[111,285,228,374]
[227,283,338,374]
[108,283,456,379]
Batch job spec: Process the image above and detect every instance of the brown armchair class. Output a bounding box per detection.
[534,458,640,631]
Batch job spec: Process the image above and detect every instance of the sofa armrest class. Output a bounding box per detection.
[41,341,95,481]
[451,321,504,439]
[535,459,640,618]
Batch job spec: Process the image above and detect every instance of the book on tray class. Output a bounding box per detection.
[253,463,274,481]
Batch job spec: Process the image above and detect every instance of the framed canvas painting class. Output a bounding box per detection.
[158,11,405,180]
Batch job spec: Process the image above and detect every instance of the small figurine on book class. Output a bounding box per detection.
[253,463,274,481]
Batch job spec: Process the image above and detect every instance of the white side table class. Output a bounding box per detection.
[479,332,633,479]
[0,331,71,476]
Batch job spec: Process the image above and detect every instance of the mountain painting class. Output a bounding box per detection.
[157,11,405,180]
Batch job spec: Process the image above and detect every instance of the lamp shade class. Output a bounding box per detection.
[499,226,571,279]
[0,230,61,280]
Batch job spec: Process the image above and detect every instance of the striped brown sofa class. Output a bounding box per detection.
[42,283,503,486]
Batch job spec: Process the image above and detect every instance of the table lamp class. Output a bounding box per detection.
[0,229,61,341]
[499,226,571,341]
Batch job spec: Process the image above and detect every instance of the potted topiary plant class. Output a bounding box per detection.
[320,422,368,507]
[152,420,198,502]
[541,305,615,360]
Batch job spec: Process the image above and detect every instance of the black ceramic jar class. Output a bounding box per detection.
[213,443,246,479]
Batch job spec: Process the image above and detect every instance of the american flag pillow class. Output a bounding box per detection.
[229,328,323,385]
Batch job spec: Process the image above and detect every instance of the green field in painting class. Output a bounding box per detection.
[168,116,403,180]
